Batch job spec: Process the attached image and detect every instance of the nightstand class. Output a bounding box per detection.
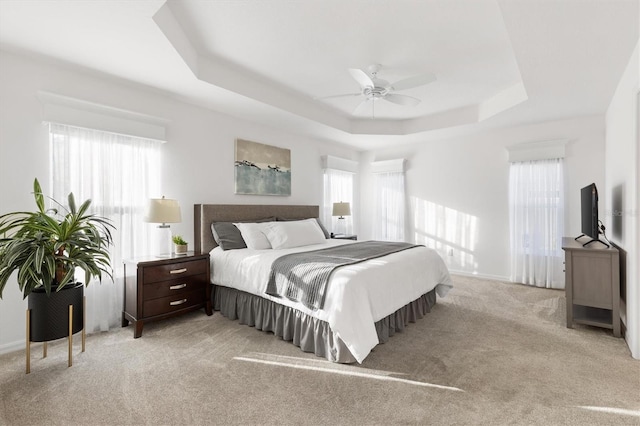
[122,252,212,338]
[331,234,357,240]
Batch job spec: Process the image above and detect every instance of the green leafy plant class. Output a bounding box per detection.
[172,235,187,246]
[0,178,114,299]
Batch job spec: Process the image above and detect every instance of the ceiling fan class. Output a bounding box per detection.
[318,64,436,115]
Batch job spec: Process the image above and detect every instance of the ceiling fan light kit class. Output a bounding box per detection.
[319,63,437,117]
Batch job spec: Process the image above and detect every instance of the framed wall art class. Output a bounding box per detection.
[234,138,291,196]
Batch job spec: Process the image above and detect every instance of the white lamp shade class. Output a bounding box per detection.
[144,197,182,224]
[332,202,351,217]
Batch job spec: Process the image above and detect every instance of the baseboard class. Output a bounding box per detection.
[0,340,23,355]
[448,269,512,283]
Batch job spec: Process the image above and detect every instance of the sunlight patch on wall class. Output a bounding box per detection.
[410,197,479,273]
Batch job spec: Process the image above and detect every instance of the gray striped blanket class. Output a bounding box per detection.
[265,241,420,310]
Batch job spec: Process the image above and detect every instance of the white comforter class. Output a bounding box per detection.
[210,239,452,362]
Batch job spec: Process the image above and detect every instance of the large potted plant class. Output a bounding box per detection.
[0,178,114,342]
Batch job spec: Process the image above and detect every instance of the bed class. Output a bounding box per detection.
[194,204,452,363]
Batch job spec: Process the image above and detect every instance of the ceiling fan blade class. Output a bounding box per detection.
[384,93,421,107]
[353,98,370,113]
[388,72,436,91]
[314,93,361,100]
[348,68,374,88]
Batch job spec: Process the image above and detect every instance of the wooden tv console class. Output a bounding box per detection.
[562,237,620,337]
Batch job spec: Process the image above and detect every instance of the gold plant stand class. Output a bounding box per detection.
[26,296,86,374]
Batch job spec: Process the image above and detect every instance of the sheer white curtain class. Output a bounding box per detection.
[509,158,565,288]
[322,169,354,235]
[49,123,161,333]
[373,171,406,241]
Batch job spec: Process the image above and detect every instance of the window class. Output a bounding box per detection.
[373,171,406,241]
[322,168,354,235]
[509,158,564,288]
[371,159,406,242]
[49,123,161,332]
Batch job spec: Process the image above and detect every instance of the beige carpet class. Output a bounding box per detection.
[1,275,638,425]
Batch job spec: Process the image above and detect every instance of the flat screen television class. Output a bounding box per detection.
[578,183,607,247]
[580,183,599,239]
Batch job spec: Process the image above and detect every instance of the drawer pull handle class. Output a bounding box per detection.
[170,268,187,275]
[169,283,187,290]
[170,298,187,306]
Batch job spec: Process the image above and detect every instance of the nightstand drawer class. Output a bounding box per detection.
[143,289,205,318]
[143,259,208,284]
[144,274,207,300]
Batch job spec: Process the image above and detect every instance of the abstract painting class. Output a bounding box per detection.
[234,139,291,196]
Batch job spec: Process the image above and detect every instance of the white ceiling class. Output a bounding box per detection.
[0,0,638,150]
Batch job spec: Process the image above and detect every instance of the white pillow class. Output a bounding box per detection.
[234,222,273,249]
[263,218,327,249]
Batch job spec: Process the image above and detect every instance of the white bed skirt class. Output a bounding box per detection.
[213,284,437,363]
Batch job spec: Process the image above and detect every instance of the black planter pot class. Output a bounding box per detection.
[27,282,84,342]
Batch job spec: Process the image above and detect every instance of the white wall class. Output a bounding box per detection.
[2,45,635,358]
[360,116,606,281]
[605,40,639,359]
[0,50,358,353]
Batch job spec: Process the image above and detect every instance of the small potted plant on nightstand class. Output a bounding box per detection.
[172,235,188,254]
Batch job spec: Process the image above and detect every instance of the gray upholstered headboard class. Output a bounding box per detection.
[194,204,320,254]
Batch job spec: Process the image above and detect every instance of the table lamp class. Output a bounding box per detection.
[332,202,351,235]
[144,196,181,256]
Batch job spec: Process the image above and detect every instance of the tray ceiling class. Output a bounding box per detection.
[0,0,637,149]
